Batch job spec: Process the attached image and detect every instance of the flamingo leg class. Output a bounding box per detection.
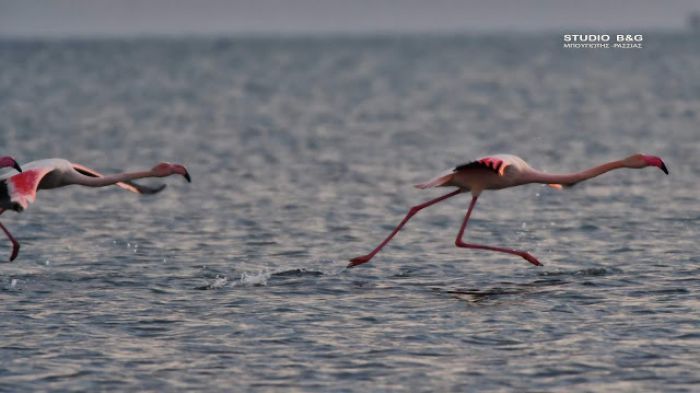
[0,209,19,262]
[455,196,542,266]
[349,189,462,267]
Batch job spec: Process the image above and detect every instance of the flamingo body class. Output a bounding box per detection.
[417,154,568,194]
[349,153,668,268]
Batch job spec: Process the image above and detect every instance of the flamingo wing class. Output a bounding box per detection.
[415,156,512,189]
[455,156,511,176]
[0,167,55,212]
[71,163,166,195]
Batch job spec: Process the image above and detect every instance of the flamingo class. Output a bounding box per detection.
[0,158,191,261]
[349,153,668,268]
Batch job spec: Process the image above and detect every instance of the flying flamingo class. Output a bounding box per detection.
[0,158,191,261]
[349,153,668,268]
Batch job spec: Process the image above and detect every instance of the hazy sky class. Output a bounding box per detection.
[1,0,699,37]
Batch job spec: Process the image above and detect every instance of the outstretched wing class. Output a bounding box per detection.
[455,156,510,176]
[1,167,55,212]
[72,163,166,195]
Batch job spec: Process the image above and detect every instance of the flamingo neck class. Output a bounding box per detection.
[525,159,626,186]
[73,170,155,187]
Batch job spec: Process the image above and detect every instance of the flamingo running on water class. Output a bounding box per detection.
[349,153,668,268]
[0,158,191,261]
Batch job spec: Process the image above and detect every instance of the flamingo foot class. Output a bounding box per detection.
[520,252,542,267]
[348,255,373,268]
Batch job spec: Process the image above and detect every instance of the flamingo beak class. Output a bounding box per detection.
[171,164,191,182]
[13,161,22,173]
[643,155,668,175]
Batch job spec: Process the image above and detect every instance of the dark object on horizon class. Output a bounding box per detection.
[689,11,700,33]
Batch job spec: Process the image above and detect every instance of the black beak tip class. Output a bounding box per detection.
[660,163,669,175]
[13,162,22,173]
[184,171,191,183]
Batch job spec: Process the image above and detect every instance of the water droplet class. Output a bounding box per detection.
[45,260,50,266]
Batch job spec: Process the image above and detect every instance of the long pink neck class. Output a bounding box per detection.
[524,160,626,186]
[72,170,155,187]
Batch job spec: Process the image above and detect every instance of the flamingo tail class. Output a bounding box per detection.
[414,172,454,189]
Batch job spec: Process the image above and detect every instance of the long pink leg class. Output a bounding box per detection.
[349,189,462,267]
[0,210,19,262]
[455,196,542,266]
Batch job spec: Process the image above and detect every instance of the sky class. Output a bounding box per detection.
[1,0,699,37]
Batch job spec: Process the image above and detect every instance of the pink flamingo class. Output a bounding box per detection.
[349,153,668,268]
[0,158,191,261]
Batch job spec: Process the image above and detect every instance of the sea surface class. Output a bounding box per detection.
[0,33,699,392]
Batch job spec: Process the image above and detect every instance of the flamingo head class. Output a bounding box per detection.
[0,156,22,173]
[151,162,191,182]
[641,154,669,175]
[624,154,668,175]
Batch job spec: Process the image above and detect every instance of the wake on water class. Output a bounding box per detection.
[194,262,623,294]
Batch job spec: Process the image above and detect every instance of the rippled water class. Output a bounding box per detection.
[1,34,699,392]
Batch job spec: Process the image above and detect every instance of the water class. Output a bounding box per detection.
[1,34,699,392]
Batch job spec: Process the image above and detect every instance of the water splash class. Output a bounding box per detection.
[209,275,229,289]
[195,275,230,290]
[195,267,331,290]
[239,270,271,286]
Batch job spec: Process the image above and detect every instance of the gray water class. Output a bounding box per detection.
[0,34,699,392]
